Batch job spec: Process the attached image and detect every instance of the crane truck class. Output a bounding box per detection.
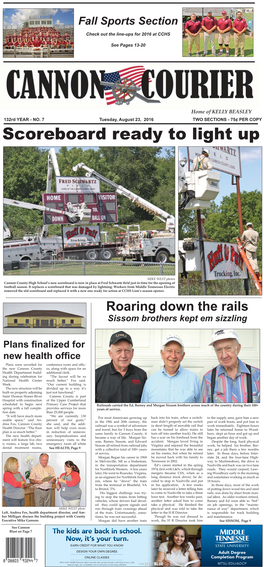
[72,162,175,263]
[3,197,91,270]
[3,148,92,269]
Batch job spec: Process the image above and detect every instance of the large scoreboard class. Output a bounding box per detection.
[42,192,118,224]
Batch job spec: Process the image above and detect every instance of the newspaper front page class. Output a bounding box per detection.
[1,0,263,566]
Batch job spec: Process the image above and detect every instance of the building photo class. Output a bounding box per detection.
[3,303,86,333]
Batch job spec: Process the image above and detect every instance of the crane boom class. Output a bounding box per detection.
[42,148,61,236]
[4,197,60,214]
[72,162,175,231]
[4,198,91,224]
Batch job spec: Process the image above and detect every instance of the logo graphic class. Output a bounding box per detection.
[101,65,160,105]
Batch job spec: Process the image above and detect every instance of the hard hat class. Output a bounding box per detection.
[202,148,210,156]
[246,222,253,227]
[201,214,206,220]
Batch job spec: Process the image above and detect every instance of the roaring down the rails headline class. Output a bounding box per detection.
[5,69,253,99]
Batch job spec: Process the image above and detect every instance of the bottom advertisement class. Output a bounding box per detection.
[46,524,151,567]
[45,524,262,567]
[201,525,262,567]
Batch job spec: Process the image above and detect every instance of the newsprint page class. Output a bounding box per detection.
[1,0,263,566]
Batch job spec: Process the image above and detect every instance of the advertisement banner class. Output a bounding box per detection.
[63,225,100,245]
[188,147,241,177]
[46,525,152,567]
[201,525,262,567]
[56,176,100,193]
[204,242,248,280]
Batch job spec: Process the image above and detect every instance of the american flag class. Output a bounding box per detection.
[103,66,147,105]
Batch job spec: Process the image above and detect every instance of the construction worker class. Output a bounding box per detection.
[179,150,212,210]
[192,149,213,171]
[241,222,260,279]
[196,214,209,239]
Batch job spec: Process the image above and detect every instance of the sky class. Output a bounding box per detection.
[3,9,74,28]
[179,146,262,206]
[38,146,172,158]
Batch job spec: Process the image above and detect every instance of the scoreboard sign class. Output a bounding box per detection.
[42,192,118,224]
[188,146,241,177]
[55,176,100,194]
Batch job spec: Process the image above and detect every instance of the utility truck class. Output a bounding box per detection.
[72,162,175,263]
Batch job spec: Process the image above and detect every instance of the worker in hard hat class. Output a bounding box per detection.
[192,149,213,171]
[241,222,260,279]
[196,214,209,239]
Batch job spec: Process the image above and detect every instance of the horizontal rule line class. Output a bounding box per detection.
[4,122,258,126]
[3,2,256,3]
[3,60,255,64]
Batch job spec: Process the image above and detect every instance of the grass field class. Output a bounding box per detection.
[178,273,259,296]
[183,34,253,57]
[4,260,175,277]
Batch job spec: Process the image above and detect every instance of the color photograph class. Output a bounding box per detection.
[178,146,262,296]
[3,303,86,333]
[3,8,74,58]
[3,452,85,507]
[182,8,253,57]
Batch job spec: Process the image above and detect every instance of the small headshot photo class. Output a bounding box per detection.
[3,9,74,58]
[182,8,253,57]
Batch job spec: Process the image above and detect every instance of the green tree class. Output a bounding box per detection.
[153,147,175,216]
[207,190,262,271]
[178,190,262,271]
[4,147,48,237]
[178,209,197,239]
[3,147,48,201]
[96,146,163,224]
[206,191,261,245]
